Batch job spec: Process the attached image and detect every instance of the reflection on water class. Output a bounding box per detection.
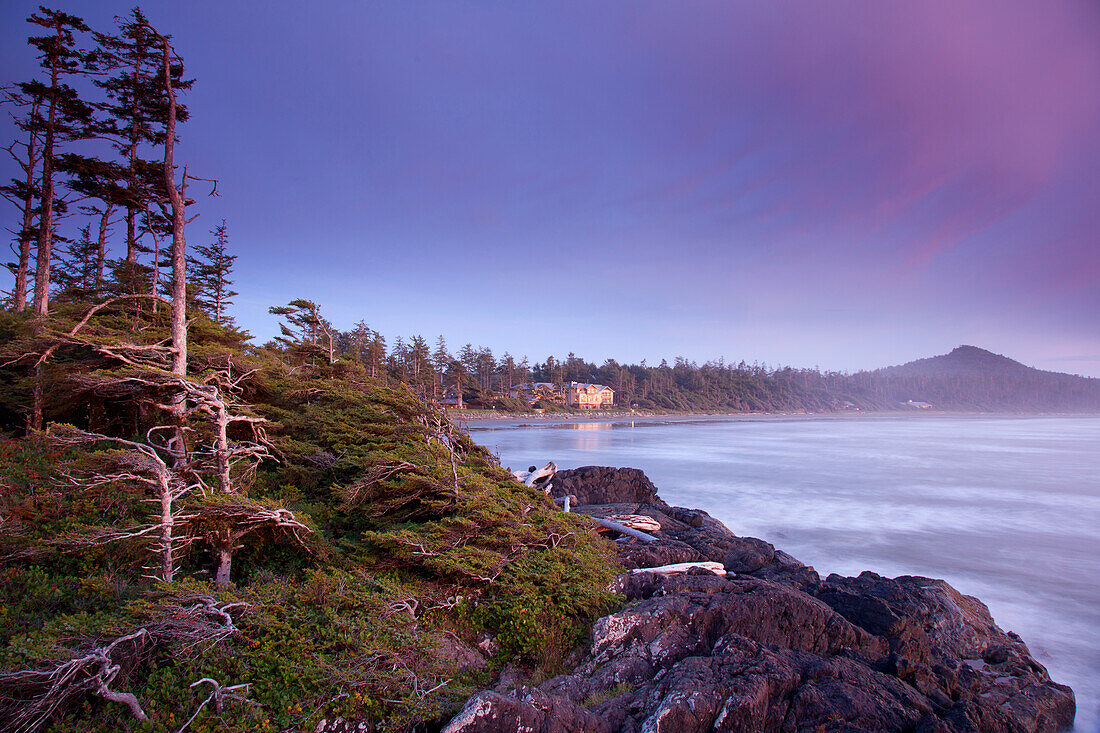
[469,415,1100,732]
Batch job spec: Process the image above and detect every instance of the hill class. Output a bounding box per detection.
[878,345,1036,378]
[845,345,1100,412]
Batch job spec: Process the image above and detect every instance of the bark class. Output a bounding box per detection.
[156,462,175,583]
[32,57,59,317]
[94,680,147,721]
[159,34,188,462]
[214,540,233,588]
[125,37,142,265]
[213,386,231,493]
[31,364,44,432]
[95,203,112,290]
[13,115,38,312]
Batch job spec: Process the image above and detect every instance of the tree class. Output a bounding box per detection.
[1,90,43,311]
[94,7,190,266]
[431,335,450,399]
[189,220,237,324]
[269,298,335,365]
[20,7,96,316]
[53,222,98,294]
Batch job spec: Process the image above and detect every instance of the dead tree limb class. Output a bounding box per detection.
[176,678,254,733]
[0,629,150,732]
[48,424,191,582]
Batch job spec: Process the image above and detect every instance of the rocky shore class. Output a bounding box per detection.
[442,466,1076,732]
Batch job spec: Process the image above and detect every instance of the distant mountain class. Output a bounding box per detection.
[878,345,1034,378]
[847,345,1100,412]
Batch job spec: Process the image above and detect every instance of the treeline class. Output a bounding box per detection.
[290,313,1100,413]
[256,300,861,412]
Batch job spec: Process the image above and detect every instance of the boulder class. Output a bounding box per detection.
[551,466,665,506]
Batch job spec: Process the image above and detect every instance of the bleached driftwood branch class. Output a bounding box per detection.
[176,677,256,733]
[630,561,726,576]
[594,517,658,543]
[512,462,556,492]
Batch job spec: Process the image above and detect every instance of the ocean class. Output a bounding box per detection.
[467,414,1100,732]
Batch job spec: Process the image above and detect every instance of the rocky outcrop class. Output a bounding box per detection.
[550,466,665,506]
[444,467,1076,733]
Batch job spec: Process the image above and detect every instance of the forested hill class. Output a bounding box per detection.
[878,345,1039,378]
[843,346,1100,412]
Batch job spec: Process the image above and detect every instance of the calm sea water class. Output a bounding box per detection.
[468,415,1100,732]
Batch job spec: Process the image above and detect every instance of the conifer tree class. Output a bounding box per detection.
[1,91,43,311]
[94,7,190,267]
[20,7,96,316]
[189,220,238,324]
[53,222,98,294]
[269,298,335,365]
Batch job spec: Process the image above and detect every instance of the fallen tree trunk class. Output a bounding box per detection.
[594,518,657,543]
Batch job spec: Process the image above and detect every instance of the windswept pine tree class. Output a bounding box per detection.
[0,89,44,312]
[19,7,96,316]
[189,219,238,325]
[92,7,190,268]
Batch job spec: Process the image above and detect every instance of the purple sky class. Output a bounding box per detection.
[3,1,1099,375]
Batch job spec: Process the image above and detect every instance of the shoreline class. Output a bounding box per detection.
[443,466,1079,732]
[455,409,1100,430]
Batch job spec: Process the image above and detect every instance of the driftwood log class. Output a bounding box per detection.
[630,561,726,576]
[594,518,657,543]
[511,462,556,492]
[605,514,661,532]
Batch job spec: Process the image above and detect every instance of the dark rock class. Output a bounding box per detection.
[446,468,1076,732]
[433,635,488,672]
[817,571,1076,731]
[441,687,611,733]
[551,466,666,506]
[614,537,703,570]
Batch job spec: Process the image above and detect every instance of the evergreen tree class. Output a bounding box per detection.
[1,90,43,311]
[93,7,190,266]
[53,222,98,295]
[20,7,96,315]
[269,298,334,365]
[189,220,237,324]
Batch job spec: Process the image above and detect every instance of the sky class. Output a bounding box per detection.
[2,1,1099,376]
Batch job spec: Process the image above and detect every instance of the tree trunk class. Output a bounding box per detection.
[95,204,112,292]
[32,62,59,317]
[13,118,38,312]
[31,364,44,432]
[214,389,231,493]
[160,35,188,462]
[125,49,141,266]
[214,541,233,588]
[157,472,174,583]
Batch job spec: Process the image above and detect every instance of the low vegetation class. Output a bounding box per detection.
[0,307,620,732]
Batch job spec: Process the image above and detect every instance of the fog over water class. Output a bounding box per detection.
[468,415,1100,732]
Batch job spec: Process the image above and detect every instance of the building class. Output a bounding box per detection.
[564,382,614,409]
[508,382,562,405]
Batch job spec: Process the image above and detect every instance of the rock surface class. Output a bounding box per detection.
[443,467,1076,733]
[550,466,665,506]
